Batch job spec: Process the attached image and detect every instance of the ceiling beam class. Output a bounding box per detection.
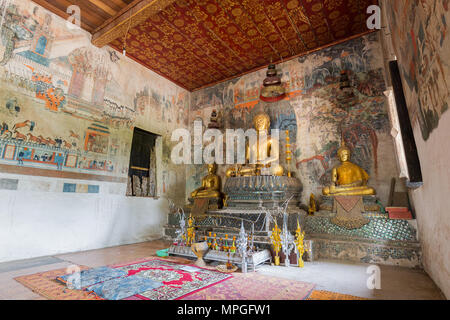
[91,0,177,48]
[31,0,96,32]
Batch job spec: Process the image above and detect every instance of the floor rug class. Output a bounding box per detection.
[14,266,103,300]
[56,266,128,288]
[86,274,163,300]
[14,257,230,300]
[307,290,369,300]
[112,258,232,300]
[181,273,316,300]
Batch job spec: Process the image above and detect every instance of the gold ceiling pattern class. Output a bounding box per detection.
[33,0,378,91]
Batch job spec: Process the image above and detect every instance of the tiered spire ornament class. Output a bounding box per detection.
[237,221,249,273]
[294,219,307,268]
[280,212,295,267]
[285,130,292,177]
[270,220,282,266]
[186,214,195,246]
[175,209,186,246]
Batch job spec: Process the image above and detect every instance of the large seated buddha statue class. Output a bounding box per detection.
[322,141,375,196]
[226,112,284,177]
[191,163,222,199]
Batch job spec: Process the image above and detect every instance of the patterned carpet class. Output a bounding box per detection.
[111,258,232,300]
[15,257,230,300]
[14,256,315,300]
[14,266,101,300]
[183,272,315,300]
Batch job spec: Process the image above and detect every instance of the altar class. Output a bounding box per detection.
[164,137,421,269]
[163,65,422,271]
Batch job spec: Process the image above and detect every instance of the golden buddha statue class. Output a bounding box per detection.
[190,163,222,199]
[226,112,284,177]
[322,141,375,196]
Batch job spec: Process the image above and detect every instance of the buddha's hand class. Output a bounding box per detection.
[341,180,363,188]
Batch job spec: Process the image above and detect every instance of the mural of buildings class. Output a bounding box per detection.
[0,0,189,201]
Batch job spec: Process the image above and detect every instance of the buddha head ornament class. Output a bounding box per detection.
[207,163,217,174]
[337,141,351,162]
[253,112,271,132]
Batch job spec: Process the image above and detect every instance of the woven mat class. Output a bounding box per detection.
[183,272,315,300]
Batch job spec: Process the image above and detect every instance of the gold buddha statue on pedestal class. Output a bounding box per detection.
[322,141,375,196]
[191,163,222,199]
[226,112,284,177]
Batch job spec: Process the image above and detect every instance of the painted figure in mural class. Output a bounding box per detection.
[226,112,284,177]
[17,150,24,165]
[322,141,375,196]
[190,163,222,199]
[6,98,20,115]
[54,153,64,170]
[0,122,12,138]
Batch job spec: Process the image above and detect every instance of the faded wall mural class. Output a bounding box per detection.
[189,33,399,204]
[0,0,189,202]
[385,0,450,141]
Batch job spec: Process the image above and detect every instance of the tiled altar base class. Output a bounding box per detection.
[0,240,444,300]
[164,209,422,268]
[307,236,422,268]
[164,229,422,268]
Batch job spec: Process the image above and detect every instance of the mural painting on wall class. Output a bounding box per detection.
[190,33,393,201]
[0,1,188,185]
[386,0,450,140]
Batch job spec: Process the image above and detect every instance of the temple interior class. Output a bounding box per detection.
[0,0,448,301]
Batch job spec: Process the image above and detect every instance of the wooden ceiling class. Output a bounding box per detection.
[31,0,138,33]
[32,0,378,91]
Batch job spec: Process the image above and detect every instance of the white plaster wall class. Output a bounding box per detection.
[409,111,450,299]
[0,173,169,263]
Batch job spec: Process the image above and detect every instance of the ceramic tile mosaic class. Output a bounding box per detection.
[305,217,417,242]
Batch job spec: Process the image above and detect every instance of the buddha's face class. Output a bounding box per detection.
[254,115,270,132]
[207,164,217,174]
[338,149,350,162]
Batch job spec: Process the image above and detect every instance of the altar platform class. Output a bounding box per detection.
[164,174,421,269]
[164,208,422,268]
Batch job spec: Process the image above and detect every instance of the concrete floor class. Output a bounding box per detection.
[0,240,445,300]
